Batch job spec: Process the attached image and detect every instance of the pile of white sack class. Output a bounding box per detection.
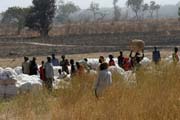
[0,66,67,97]
[87,57,151,70]
[0,57,152,98]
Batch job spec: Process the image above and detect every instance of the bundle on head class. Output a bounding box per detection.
[129,39,145,52]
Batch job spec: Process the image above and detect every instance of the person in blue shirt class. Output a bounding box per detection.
[51,54,59,66]
[152,47,161,64]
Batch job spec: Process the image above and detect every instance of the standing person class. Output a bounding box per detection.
[29,57,38,75]
[118,51,124,68]
[51,54,59,66]
[44,57,54,91]
[99,56,105,64]
[76,62,85,75]
[22,56,30,74]
[70,59,76,75]
[81,58,91,72]
[108,54,115,66]
[172,47,179,63]
[39,61,45,81]
[152,47,161,64]
[60,55,69,74]
[94,62,112,98]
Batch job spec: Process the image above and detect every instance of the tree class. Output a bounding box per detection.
[89,2,100,21]
[149,1,156,18]
[179,7,180,17]
[25,0,56,37]
[126,0,144,20]
[149,1,160,19]
[113,0,121,21]
[141,3,149,19]
[1,7,30,35]
[56,1,80,23]
[155,4,160,19]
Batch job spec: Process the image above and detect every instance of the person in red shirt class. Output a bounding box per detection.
[39,61,45,81]
[123,58,132,71]
[108,54,115,66]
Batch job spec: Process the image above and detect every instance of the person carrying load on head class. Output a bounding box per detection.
[129,39,145,70]
[129,50,144,69]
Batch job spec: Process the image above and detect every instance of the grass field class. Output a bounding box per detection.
[0,60,180,120]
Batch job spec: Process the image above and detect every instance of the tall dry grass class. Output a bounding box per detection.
[0,63,180,120]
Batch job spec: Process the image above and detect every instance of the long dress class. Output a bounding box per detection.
[94,69,112,97]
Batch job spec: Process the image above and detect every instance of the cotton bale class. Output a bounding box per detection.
[129,39,145,52]
[14,66,23,75]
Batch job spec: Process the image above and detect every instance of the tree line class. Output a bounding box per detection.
[0,0,178,37]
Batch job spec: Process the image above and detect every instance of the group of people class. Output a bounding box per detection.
[22,54,91,91]
[21,47,179,95]
[94,46,179,98]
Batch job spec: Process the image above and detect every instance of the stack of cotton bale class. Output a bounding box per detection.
[0,68,18,98]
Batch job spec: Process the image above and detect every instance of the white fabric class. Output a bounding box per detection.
[14,66,23,75]
[94,69,112,96]
[140,57,151,66]
[14,74,42,92]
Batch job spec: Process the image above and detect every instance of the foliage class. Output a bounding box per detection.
[126,0,144,20]
[25,0,56,37]
[55,1,80,23]
[1,7,30,35]
[113,0,121,21]
[149,1,160,18]
[89,2,100,21]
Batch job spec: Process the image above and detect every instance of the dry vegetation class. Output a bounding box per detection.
[0,62,180,120]
[0,18,179,37]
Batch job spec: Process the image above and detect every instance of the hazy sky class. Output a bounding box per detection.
[0,0,179,12]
